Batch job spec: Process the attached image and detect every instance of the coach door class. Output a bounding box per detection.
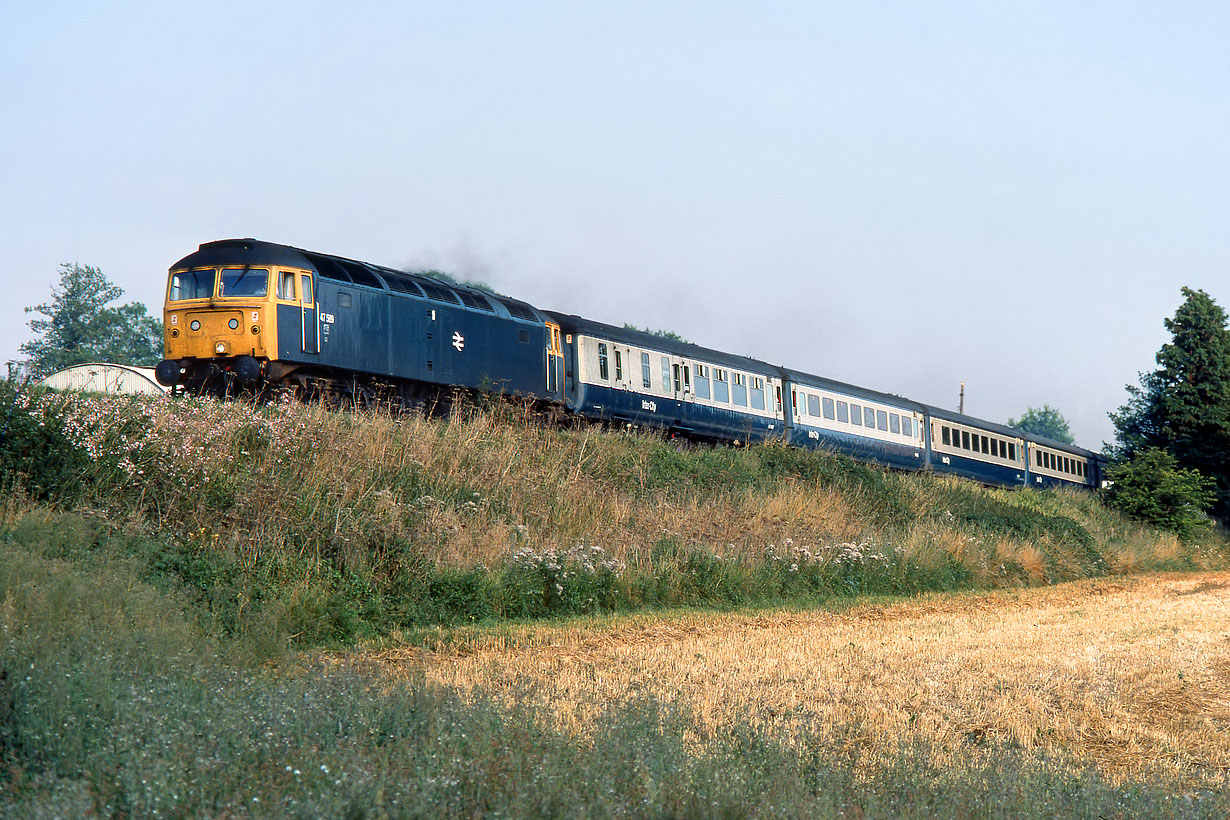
[300,273,318,353]
[545,322,564,399]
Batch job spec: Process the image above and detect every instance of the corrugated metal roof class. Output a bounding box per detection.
[40,363,167,395]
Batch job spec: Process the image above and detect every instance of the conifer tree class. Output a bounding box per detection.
[1110,287,1230,518]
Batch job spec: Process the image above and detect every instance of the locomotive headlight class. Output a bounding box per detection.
[190,320,201,331]
[251,325,260,335]
[170,328,180,338]
[228,318,239,330]
[215,342,228,354]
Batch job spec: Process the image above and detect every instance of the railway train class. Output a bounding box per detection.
[154,238,1105,490]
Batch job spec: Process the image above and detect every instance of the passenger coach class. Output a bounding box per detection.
[547,313,786,444]
[781,369,927,471]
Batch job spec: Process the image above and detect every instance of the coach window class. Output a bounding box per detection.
[750,376,765,410]
[902,416,913,438]
[694,364,710,399]
[598,343,609,381]
[990,439,999,458]
[277,271,296,300]
[942,426,951,446]
[672,364,682,394]
[981,435,989,454]
[876,410,888,432]
[1008,443,1016,461]
[807,394,820,417]
[732,373,748,406]
[962,430,971,450]
[714,370,729,403]
[864,407,876,428]
[888,413,899,434]
[823,397,836,420]
[661,357,671,393]
[850,403,862,426]
[836,401,849,423]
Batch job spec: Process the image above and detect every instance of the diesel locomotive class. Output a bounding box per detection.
[155,238,1103,490]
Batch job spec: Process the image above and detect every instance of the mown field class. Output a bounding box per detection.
[2,385,1229,816]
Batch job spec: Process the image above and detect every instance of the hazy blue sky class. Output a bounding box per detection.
[4,1,1228,448]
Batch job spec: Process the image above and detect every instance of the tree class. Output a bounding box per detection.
[1109,287,1230,518]
[1007,405,1075,444]
[20,263,163,378]
[1101,448,1215,540]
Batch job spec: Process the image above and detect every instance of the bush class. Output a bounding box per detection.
[0,383,90,501]
[1102,448,1216,540]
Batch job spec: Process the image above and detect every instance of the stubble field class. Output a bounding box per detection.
[377,571,1230,794]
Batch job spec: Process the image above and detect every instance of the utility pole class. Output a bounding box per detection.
[958,382,965,415]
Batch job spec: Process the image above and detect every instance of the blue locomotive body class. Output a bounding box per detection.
[161,239,559,404]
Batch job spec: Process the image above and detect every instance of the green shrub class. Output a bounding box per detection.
[1102,448,1216,540]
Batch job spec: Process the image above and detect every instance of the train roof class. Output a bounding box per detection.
[544,311,784,375]
[172,239,544,323]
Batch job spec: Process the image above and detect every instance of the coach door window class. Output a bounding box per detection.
[598,343,609,381]
[614,349,623,383]
[641,353,652,389]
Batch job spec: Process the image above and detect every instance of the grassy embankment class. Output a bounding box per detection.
[2,385,1229,816]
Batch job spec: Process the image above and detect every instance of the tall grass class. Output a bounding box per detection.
[1,383,1225,644]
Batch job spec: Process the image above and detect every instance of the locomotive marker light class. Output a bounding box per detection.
[452,331,465,351]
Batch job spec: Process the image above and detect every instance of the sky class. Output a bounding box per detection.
[3,1,1228,449]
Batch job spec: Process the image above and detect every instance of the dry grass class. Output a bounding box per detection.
[368,571,1230,788]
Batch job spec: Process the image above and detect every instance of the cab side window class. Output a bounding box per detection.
[277,271,296,300]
